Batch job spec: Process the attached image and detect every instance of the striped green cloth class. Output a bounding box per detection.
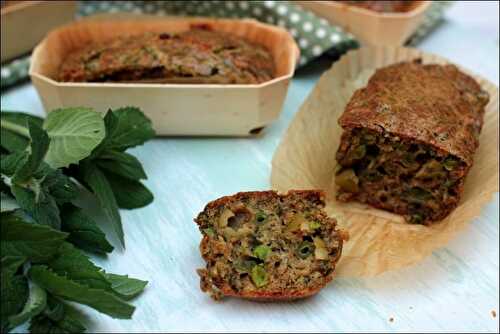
[1,0,450,89]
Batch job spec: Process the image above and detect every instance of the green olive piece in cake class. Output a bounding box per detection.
[195,190,347,301]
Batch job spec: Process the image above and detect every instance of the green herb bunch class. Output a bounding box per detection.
[0,107,155,333]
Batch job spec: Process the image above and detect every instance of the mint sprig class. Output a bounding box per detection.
[69,107,155,246]
[0,106,155,333]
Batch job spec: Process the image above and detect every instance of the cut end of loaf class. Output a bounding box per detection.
[335,127,468,224]
[195,190,346,301]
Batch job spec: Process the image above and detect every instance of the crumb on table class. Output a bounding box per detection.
[492,310,497,318]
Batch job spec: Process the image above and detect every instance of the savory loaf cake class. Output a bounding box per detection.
[58,28,275,84]
[335,59,489,225]
[336,1,415,13]
[195,190,346,300]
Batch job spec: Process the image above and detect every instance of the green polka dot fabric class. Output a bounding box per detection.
[1,55,31,89]
[1,0,451,89]
[159,0,358,66]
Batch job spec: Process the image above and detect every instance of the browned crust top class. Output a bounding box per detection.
[339,60,489,166]
[58,28,275,84]
[196,190,326,223]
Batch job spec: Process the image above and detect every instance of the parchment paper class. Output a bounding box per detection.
[271,47,499,277]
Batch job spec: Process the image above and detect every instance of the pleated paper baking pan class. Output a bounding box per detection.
[296,1,431,46]
[29,15,299,136]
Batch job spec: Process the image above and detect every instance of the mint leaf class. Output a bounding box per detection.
[1,112,44,128]
[104,274,148,301]
[0,112,43,153]
[42,169,79,205]
[1,151,28,176]
[48,242,110,291]
[1,256,29,332]
[42,295,65,322]
[29,297,86,334]
[29,265,135,319]
[43,108,105,169]
[12,122,50,184]
[11,184,38,213]
[0,211,67,262]
[8,282,47,328]
[1,129,29,153]
[107,173,153,209]
[29,313,86,334]
[47,242,145,302]
[12,184,61,229]
[99,107,155,152]
[96,150,147,180]
[80,163,124,247]
[60,204,113,254]
[0,275,28,332]
[10,161,76,228]
[1,256,26,277]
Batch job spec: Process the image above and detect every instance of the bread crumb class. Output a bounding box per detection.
[492,310,496,318]
[389,317,394,322]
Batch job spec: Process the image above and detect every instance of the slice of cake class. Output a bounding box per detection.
[195,190,346,300]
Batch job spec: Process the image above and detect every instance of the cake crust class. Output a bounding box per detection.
[339,59,488,166]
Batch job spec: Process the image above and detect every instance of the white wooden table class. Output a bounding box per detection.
[2,1,498,332]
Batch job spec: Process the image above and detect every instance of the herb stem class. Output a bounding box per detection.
[1,119,30,138]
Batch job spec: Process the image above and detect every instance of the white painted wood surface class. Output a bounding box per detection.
[2,1,498,332]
